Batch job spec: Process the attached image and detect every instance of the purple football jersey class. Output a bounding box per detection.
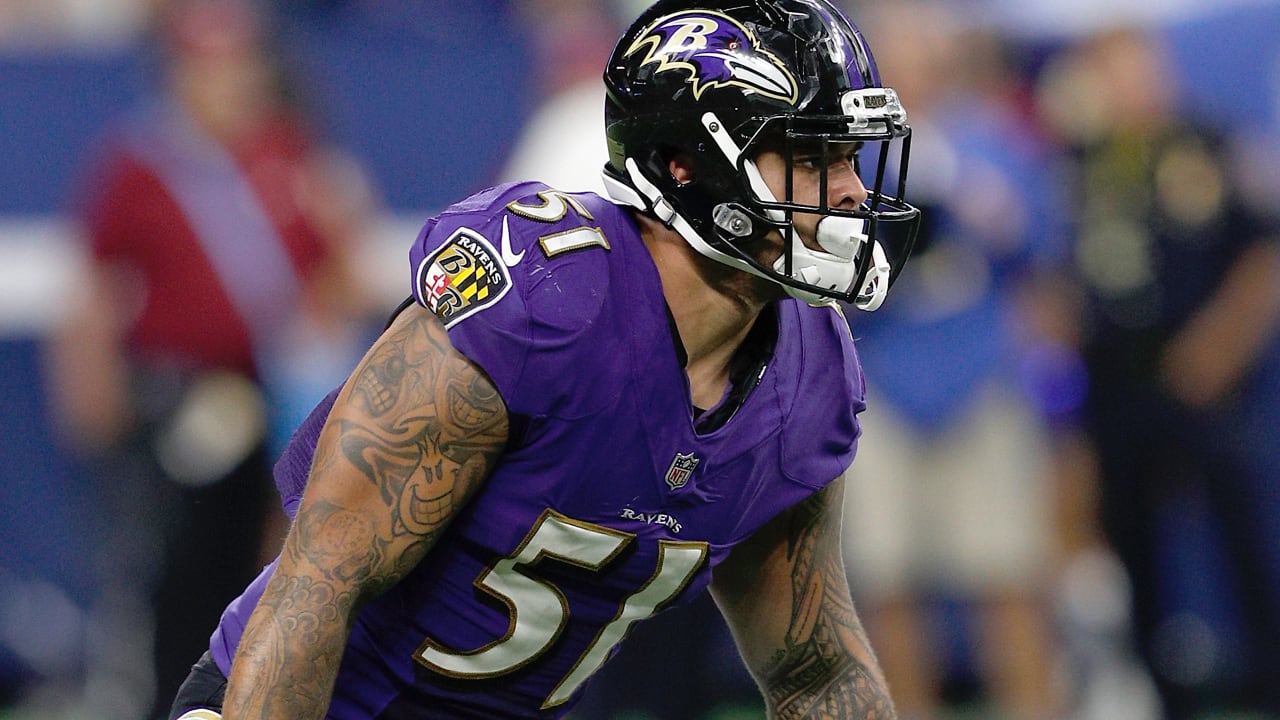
[209,182,866,718]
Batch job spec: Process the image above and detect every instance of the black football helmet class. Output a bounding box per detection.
[602,0,920,309]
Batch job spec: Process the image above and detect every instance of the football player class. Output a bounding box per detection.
[169,0,920,717]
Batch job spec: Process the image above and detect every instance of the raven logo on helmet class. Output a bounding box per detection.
[624,11,798,104]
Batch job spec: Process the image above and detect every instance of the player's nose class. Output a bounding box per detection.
[829,161,869,210]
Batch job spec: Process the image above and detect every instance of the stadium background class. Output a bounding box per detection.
[1,0,1277,718]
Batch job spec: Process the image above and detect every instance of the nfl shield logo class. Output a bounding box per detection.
[665,452,700,491]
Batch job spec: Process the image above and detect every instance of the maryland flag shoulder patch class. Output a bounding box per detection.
[416,226,513,328]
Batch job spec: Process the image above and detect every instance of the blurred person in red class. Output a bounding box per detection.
[1037,27,1280,719]
[48,0,374,717]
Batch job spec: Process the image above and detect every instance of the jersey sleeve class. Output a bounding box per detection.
[407,183,617,419]
[778,302,866,487]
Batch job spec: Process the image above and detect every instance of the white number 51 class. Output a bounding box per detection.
[416,509,708,709]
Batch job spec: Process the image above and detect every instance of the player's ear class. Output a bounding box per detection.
[668,154,695,185]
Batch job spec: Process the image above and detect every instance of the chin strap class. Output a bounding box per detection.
[854,240,891,311]
[773,215,858,306]
[794,214,891,311]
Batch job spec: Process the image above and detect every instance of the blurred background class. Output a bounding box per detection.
[0,1,1277,719]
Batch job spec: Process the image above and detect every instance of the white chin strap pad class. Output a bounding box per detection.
[772,215,890,310]
[774,215,868,306]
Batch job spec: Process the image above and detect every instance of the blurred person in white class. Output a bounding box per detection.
[497,0,621,196]
[838,3,1069,719]
[0,0,151,48]
[1037,26,1280,720]
[47,0,375,717]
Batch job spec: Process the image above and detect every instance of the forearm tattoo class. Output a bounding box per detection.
[226,308,508,719]
[763,486,896,720]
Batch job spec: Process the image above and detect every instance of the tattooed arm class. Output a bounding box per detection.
[222,303,509,720]
[709,477,897,720]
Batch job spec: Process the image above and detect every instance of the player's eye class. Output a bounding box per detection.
[791,140,863,173]
[793,155,823,170]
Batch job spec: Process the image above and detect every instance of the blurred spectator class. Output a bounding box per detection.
[46,0,376,717]
[839,3,1069,718]
[1037,26,1280,719]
